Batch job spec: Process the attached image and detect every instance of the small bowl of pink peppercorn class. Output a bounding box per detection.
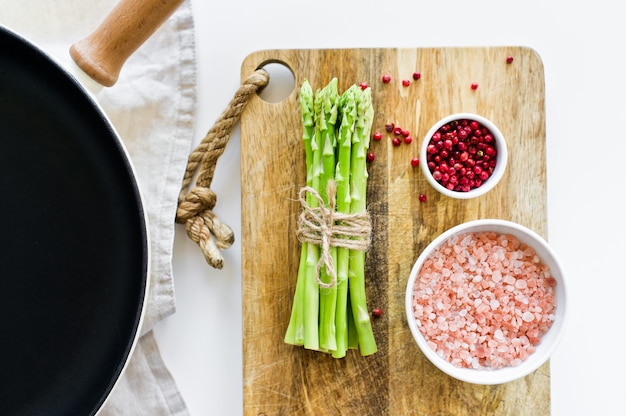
[420,113,508,199]
[405,219,568,385]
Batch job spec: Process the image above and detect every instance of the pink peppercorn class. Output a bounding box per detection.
[392,137,402,146]
[366,152,375,162]
[418,194,427,202]
[359,82,368,90]
[506,55,514,64]
[373,132,382,141]
[382,74,391,83]
[411,157,419,167]
[404,136,413,144]
[402,79,411,87]
[471,82,479,90]
[412,72,421,80]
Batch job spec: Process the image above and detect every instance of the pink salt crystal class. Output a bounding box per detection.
[522,311,535,322]
[494,329,504,341]
[476,302,489,314]
[503,274,516,285]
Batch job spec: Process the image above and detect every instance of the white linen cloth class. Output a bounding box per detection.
[1,1,196,414]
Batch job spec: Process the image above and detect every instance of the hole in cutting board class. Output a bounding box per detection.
[257,62,295,103]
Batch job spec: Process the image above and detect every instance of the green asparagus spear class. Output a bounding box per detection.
[348,86,377,356]
[300,82,328,351]
[331,84,358,358]
[317,79,340,352]
[284,79,315,346]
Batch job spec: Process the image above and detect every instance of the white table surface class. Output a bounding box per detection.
[153,0,626,415]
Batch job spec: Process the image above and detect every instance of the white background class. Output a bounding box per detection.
[154,1,626,415]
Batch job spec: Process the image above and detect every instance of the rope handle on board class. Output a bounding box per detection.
[175,68,269,269]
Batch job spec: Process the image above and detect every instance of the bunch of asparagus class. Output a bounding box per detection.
[284,78,377,358]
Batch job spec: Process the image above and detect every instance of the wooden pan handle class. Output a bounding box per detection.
[69,0,185,87]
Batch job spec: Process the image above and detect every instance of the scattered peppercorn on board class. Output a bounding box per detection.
[240,47,548,415]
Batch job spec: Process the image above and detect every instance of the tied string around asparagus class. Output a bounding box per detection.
[296,180,372,288]
[176,69,269,269]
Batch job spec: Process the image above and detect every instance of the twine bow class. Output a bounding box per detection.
[296,181,372,288]
[176,69,269,269]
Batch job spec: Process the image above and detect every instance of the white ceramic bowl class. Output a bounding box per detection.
[405,219,568,385]
[420,113,508,199]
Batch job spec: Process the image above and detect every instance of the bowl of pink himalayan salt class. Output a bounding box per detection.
[405,219,567,385]
[420,113,508,199]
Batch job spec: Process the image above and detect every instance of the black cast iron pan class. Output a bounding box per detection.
[0,0,183,414]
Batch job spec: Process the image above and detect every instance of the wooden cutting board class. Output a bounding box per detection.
[240,47,547,415]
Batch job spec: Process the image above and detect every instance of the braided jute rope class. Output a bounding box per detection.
[176,69,269,269]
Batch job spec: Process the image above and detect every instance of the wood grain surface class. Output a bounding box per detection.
[240,47,547,415]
